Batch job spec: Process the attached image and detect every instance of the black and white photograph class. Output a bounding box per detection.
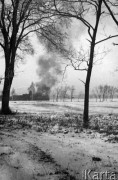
[0,0,118,179]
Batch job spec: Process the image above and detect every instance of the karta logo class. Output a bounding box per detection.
[83,170,116,180]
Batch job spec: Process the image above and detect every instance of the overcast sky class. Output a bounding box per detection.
[0,16,118,95]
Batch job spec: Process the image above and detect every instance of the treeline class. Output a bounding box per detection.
[92,85,118,102]
[51,84,118,102]
[50,85,84,102]
[10,84,118,102]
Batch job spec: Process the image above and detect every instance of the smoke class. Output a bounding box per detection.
[36,53,62,91]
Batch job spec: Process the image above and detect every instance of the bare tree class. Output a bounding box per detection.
[92,88,98,102]
[11,88,15,101]
[0,0,66,114]
[55,87,61,102]
[93,85,117,102]
[78,93,80,102]
[97,86,103,102]
[102,1,118,100]
[69,85,75,102]
[94,85,108,102]
[52,92,56,102]
[61,85,69,102]
[101,85,107,102]
[77,91,84,102]
[49,90,55,102]
[108,86,117,101]
[53,0,118,128]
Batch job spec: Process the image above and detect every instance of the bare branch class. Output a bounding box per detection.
[78,78,85,85]
[103,0,118,26]
[96,34,118,45]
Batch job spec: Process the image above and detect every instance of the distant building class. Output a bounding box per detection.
[11,94,30,101]
[28,82,35,100]
[28,82,50,101]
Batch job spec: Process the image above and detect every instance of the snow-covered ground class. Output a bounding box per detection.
[7,99,118,114]
[0,101,118,180]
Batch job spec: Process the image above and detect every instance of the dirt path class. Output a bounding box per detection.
[0,129,75,180]
[0,128,118,180]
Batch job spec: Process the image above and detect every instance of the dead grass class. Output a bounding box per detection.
[1,112,118,142]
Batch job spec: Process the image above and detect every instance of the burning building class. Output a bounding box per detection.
[35,53,62,100]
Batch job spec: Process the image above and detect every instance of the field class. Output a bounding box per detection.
[9,99,118,115]
[0,100,118,180]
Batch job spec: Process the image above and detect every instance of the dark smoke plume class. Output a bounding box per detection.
[36,53,62,93]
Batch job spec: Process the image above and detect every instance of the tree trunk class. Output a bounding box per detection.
[83,77,90,128]
[83,0,102,128]
[1,67,14,114]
